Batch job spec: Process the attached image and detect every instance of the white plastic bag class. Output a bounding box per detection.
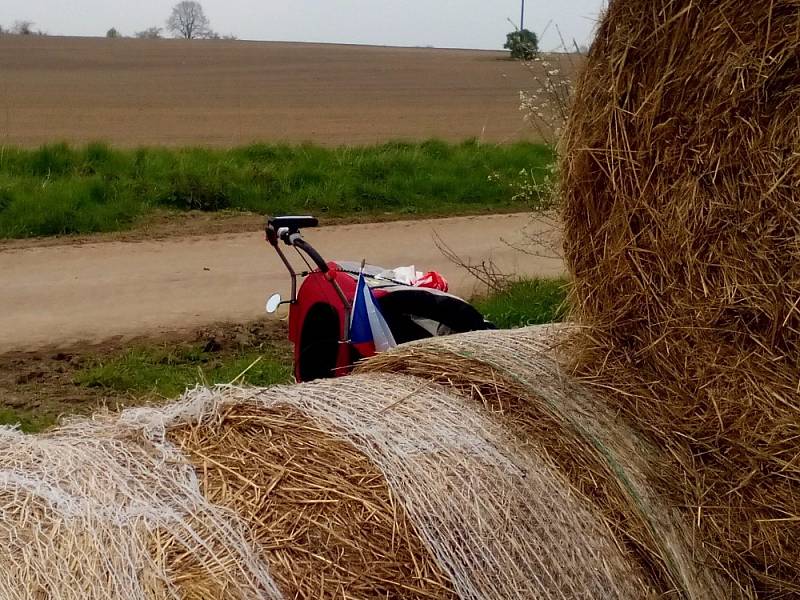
[376,265,423,284]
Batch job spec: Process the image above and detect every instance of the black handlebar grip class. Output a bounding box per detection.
[293,238,329,274]
[265,224,279,247]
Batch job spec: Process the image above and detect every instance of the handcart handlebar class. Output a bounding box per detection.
[267,215,318,235]
[289,234,329,274]
[266,216,350,326]
[266,215,328,273]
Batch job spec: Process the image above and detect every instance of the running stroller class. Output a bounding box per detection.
[265,216,493,382]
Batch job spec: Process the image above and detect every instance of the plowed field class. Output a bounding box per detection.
[0,36,577,147]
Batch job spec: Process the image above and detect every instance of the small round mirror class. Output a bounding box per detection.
[265,293,282,314]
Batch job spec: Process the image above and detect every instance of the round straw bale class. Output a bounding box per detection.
[169,404,455,600]
[0,419,283,600]
[196,376,650,600]
[0,369,655,600]
[561,1,800,595]
[359,326,727,599]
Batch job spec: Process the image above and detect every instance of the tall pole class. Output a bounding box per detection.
[520,0,525,31]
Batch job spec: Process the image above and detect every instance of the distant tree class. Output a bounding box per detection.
[12,20,34,35]
[504,29,539,60]
[106,27,121,38]
[166,1,214,39]
[203,32,236,40]
[135,27,163,39]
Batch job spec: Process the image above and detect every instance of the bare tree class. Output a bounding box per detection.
[135,27,163,39]
[12,20,34,35]
[166,1,213,39]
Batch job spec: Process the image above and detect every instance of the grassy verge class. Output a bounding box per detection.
[473,278,568,329]
[0,408,55,434]
[0,140,553,238]
[0,344,292,433]
[75,346,292,399]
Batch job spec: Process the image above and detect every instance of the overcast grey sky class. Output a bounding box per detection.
[1,1,604,50]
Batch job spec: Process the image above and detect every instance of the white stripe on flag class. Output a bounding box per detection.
[362,282,397,352]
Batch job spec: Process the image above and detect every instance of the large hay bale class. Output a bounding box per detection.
[561,1,800,595]
[360,326,727,599]
[0,367,649,599]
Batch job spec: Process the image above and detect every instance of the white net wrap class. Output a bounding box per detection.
[0,327,679,599]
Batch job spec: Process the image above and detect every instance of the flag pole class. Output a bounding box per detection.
[347,258,367,344]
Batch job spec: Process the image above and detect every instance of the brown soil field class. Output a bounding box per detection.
[0,36,579,147]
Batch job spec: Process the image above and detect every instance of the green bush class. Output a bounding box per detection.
[0,178,141,237]
[82,142,115,174]
[504,29,539,60]
[0,188,13,212]
[162,172,232,211]
[28,143,76,176]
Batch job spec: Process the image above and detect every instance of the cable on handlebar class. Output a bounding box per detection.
[291,234,329,274]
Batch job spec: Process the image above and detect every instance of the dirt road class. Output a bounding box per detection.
[0,36,580,147]
[0,214,563,351]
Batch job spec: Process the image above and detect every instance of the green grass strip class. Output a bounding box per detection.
[74,345,292,399]
[0,140,553,238]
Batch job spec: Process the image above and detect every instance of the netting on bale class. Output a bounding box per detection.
[170,404,456,599]
[0,369,650,600]
[561,0,800,596]
[0,404,282,600]
[360,326,727,599]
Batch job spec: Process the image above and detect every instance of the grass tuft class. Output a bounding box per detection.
[0,409,56,434]
[75,345,292,399]
[473,278,567,329]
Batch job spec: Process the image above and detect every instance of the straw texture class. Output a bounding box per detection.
[204,375,650,599]
[170,404,456,599]
[0,367,651,599]
[0,409,282,600]
[561,1,800,596]
[360,326,727,599]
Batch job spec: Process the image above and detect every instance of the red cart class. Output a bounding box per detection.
[265,216,493,382]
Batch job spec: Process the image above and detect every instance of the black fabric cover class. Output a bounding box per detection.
[377,288,489,344]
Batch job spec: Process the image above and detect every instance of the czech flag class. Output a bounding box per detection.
[350,270,397,357]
